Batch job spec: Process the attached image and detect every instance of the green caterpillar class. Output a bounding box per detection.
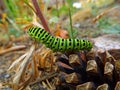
[27,27,93,52]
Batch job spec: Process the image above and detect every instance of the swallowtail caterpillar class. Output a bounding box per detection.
[27,27,93,52]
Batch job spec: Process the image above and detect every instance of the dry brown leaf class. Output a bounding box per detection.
[54,24,69,39]
[32,53,39,79]
[0,45,26,55]
[19,73,32,90]
[8,52,28,71]
[72,8,92,23]
[13,45,35,86]
[56,61,73,70]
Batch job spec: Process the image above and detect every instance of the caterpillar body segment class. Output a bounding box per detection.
[27,27,93,52]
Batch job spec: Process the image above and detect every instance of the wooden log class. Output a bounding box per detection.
[76,82,94,90]
[104,62,114,80]
[96,83,109,90]
[69,54,80,65]
[86,60,98,74]
[114,81,120,90]
[65,73,79,84]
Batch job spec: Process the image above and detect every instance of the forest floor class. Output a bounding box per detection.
[0,3,120,90]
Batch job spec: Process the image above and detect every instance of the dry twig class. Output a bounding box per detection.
[0,45,26,55]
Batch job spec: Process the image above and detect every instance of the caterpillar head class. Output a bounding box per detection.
[27,27,33,36]
[27,27,38,38]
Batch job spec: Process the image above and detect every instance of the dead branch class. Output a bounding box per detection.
[13,45,35,85]
[0,45,26,55]
[31,0,51,33]
[30,72,58,86]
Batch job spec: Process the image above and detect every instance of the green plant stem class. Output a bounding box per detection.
[24,1,36,13]
[31,0,51,33]
[56,0,59,17]
[69,8,73,38]
[4,0,17,18]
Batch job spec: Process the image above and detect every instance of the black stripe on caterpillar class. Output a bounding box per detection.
[27,27,93,52]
